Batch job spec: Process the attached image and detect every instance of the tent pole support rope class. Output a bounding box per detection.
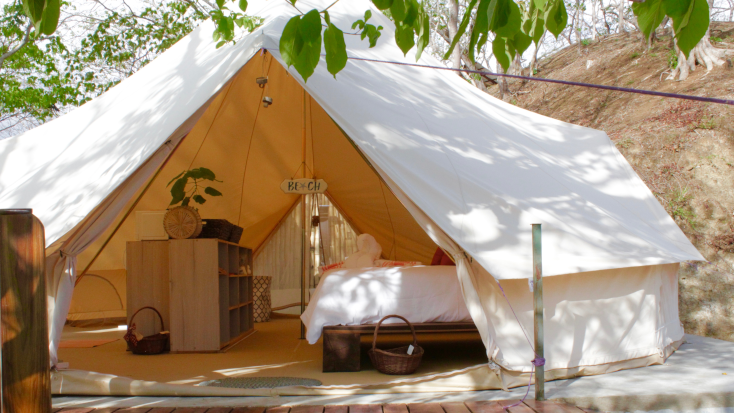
[532,223,545,400]
[75,136,186,285]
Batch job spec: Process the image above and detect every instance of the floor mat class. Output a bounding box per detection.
[198,377,322,389]
[59,339,119,348]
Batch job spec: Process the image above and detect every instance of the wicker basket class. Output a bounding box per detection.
[229,224,244,244]
[124,306,170,355]
[368,315,424,375]
[198,219,233,241]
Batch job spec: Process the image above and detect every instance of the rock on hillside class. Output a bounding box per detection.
[492,24,734,341]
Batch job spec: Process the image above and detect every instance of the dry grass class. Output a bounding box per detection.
[495,24,734,342]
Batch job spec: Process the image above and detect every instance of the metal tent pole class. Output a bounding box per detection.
[532,223,545,401]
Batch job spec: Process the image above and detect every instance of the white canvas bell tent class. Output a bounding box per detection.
[0,0,703,393]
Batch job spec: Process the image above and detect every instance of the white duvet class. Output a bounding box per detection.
[301,265,472,344]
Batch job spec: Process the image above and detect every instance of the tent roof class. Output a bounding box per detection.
[0,0,703,280]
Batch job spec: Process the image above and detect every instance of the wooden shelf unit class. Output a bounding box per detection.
[127,238,254,353]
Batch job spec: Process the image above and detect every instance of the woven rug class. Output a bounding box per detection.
[197,377,322,389]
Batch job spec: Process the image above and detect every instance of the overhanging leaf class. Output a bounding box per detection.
[373,0,393,10]
[493,36,511,72]
[632,0,665,39]
[395,21,415,55]
[239,0,248,12]
[668,0,709,57]
[39,0,60,35]
[293,9,322,82]
[197,167,216,180]
[280,15,301,68]
[193,194,206,204]
[443,0,478,60]
[324,22,347,77]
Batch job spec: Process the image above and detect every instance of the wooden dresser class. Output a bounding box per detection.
[126,238,254,352]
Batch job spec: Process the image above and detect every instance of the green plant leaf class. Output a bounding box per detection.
[373,0,393,10]
[205,187,223,197]
[197,167,216,181]
[182,197,191,207]
[391,0,407,22]
[493,36,511,72]
[667,0,709,57]
[280,15,301,68]
[632,0,665,40]
[544,0,567,38]
[293,9,322,82]
[39,0,59,35]
[414,8,430,60]
[443,0,478,60]
[514,31,532,55]
[170,177,187,205]
[216,0,225,8]
[324,22,347,77]
[493,0,522,38]
[395,21,415,55]
[239,0,248,12]
[167,171,186,187]
[193,194,206,204]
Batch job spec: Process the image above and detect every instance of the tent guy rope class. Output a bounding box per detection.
[264,49,734,106]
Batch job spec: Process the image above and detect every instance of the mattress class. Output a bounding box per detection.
[300,265,472,344]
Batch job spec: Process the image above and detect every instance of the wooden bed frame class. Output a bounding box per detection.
[322,322,478,372]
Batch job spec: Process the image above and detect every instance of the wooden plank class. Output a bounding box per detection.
[407,404,444,413]
[324,406,349,413]
[465,401,505,413]
[56,409,96,413]
[265,407,291,413]
[114,408,153,413]
[440,403,470,413]
[290,406,324,413]
[522,401,584,413]
[127,241,170,337]
[323,331,361,372]
[322,323,477,334]
[147,409,175,413]
[497,400,535,413]
[382,405,408,413]
[349,406,382,413]
[0,212,51,413]
[230,407,265,413]
[167,409,207,413]
[204,408,233,413]
[169,239,220,352]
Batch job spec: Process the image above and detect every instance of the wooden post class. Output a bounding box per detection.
[532,223,545,401]
[0,209,51,413]
[300,90,307,340]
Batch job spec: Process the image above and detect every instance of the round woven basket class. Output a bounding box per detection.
[125,306,169,355]
[368,315,424,375]
[163,206,202,239]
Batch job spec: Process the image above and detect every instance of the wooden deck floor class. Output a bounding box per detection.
[54,400,598,413]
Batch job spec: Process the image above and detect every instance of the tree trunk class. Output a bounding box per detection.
[591,0,598,41]
[618,0,627,34]
[667,31,729,80]
[529,32,547,77]
[448,0,461,71]
[576,0,582,55]
[667,0,730,80]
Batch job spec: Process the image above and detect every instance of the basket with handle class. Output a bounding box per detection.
[124,306,170,355]
[368,314,424,375]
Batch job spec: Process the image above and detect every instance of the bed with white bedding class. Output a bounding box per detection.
[301,265,472,344]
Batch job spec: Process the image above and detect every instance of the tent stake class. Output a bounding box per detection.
[532,223,545,401]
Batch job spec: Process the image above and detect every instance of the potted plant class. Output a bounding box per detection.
[163,168,223,239]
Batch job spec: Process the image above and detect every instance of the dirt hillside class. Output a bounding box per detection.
[491,24,734,342]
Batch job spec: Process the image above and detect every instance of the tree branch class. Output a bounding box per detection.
[0,22,33,69]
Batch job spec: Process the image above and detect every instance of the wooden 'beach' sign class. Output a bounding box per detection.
[281,179,328,194]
